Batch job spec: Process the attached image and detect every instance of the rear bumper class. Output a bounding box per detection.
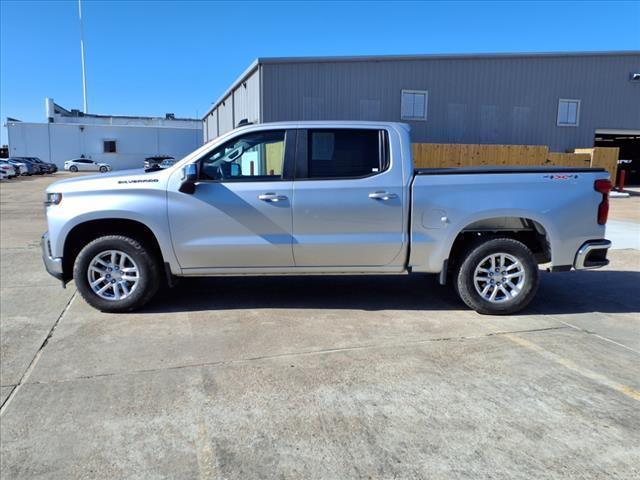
[574,239,611,270]
[41,232,65,283]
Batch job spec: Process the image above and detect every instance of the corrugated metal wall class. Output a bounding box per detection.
[261,53,640,151]
[203,68,260,142]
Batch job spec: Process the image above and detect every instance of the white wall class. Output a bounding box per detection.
[7,122,203,170]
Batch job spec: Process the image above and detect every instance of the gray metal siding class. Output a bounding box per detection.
[233,68,260,126]
[203,69,260,141]
[261,54,640,151]
[217,95,234,135]
[204,109,218,143]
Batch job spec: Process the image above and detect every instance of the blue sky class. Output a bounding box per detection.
[1,0,639,144]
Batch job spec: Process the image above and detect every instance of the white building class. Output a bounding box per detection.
[6,98,203,170]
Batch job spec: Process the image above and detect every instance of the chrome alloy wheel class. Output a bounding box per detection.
[473,253,526,303]
[87,250,140,301]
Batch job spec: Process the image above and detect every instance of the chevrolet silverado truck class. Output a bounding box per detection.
[42,121,612,314]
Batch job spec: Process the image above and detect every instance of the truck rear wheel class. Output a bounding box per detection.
[73,235,161,312]
[454,238,539,315]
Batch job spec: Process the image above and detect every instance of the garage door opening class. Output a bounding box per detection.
[595,130,640,186]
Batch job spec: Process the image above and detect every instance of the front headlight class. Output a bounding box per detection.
[44,192,63,206]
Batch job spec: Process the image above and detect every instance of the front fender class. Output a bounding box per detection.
[46,191,181,274]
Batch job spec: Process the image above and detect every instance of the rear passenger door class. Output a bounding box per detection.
[292,128,405,267]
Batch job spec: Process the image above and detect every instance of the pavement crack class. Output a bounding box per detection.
[21,325,569,386]
[556,319,640,354]
[0,291,77,415]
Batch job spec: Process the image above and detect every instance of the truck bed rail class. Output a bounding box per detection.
[415,166,606,175]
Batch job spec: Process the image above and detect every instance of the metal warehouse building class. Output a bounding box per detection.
[203,51,639,163]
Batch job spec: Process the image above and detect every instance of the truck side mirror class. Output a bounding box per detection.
[179,163,198,194]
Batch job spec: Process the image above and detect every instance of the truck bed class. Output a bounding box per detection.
[408,166,610,273]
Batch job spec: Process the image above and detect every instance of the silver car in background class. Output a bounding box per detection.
[64,158,112,173]
[6,158,29,175]
[0,160,17,178]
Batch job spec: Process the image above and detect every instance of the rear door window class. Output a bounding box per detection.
[306,129,384,179]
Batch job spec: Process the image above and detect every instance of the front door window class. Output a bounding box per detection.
[200,131,285,181]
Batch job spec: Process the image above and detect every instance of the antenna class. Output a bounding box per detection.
[78,0,88,113]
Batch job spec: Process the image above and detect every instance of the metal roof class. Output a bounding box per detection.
[51,100,200,123]
[256,50,640,64]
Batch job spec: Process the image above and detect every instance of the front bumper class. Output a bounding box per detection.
[41,232,65,283]
[574,239,611,270]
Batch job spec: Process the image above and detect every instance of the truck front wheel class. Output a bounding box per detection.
[73,235,161,312]
[454,238,539,315]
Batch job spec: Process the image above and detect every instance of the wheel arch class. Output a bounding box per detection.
[62,218,164,281]
[442,215,554,283]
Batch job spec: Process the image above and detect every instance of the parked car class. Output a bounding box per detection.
[64,158,112,173]
[42,121,612,314]
[144,155,174,170]
[0,160,17,178]
[13,157,46,174]
[6,158,29,175]
[23,157,57,174]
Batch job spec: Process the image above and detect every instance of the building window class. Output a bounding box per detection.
[557,99,580,127]
[401,90,428,121]
[103,140,117,153]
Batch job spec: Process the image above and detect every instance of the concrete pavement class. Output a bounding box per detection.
[1,173,639,479]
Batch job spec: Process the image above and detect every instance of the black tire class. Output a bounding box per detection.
[69,165,78,172]
[99,166,107,173]
[73,235,161,312]
[454,238,539,315]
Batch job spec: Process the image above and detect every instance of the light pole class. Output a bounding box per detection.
[78,0,88,113]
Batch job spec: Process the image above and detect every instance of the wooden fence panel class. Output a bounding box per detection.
[412,143,619,180]
[412,143,548,168]
[546,152,592,168]
[575,147,619,182]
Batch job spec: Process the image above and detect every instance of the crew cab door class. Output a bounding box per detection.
[292,128,406,267]
[167,129,296,269]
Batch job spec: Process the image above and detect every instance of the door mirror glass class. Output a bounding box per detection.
[179,163,198,193]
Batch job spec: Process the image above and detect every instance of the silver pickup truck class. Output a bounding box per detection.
[42,121,612,314]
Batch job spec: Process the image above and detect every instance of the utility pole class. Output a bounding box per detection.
[78,0,88,113]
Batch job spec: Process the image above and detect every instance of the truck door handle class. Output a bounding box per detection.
[258,193,288,202]
[368,191,398,201]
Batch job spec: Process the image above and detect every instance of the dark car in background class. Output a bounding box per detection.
[14,157,46,174]
[23,157,57,174]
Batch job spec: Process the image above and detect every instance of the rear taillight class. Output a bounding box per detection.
[594,179,612,225]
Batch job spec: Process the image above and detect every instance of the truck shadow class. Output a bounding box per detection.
[143,269,640,315]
